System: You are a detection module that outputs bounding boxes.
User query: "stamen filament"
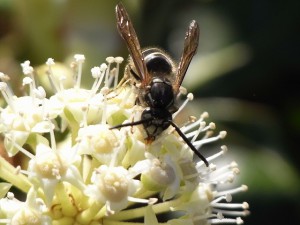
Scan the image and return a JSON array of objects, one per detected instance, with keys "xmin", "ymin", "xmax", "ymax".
[
  {"xmin": 114, "ymin": 57, "xmax": 124, "ymax": 88},
  {"xmin": 216, "ymin": 185, "xmax": 248, "ymax": 197},
  {"xmin": 5, "ymin": 135, "xmax": 35, "ymax": 159},
  {"xmin": 105, "ymin": 57, "xmax": 114, "ymax": 87},
  {"xmin": 0, "ymin": 156, "xmax": 31, "ymax": 192},
  {"xmin": 181, "ymin": 112, "xmax": 208, "ymax": 133},
  {"xmin": 211, "ymin": 202, "xmax": 249, "ymax": 210},
  {"xmin": 0, "ymin": 82, "xmax": 15, "ymax": 111},
  {"xmin": 194, "ymin": 131, "xmax": 226, "ymax": 148},
  {"xmin": 109, "ymin": 197, "xmax": 182, "ymax": 221},
  {"xmin": 74, "ymin": 54, "xmax": 85, "ymax": 89},
  {"xmin": 46, "ymin": 58, "xmax": 60, "ymax": 92},
  {"xmin": 172, "ymin": 93, "xmax": 193, "ymax": 119},
  {"xmin": 209, "ymin": 217, "xmax": 244, "ymax": 224}
]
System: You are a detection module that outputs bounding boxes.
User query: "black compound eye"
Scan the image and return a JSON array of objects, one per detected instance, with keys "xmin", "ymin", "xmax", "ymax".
[{"xmin": 145, "ymin": 53, "xmax": 172, "ymax": 74}]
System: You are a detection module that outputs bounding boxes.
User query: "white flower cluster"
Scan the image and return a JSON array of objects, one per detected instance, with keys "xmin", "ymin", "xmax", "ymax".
[{"xmin": 0, "ymin": 55, "xmax": 249, "ymax": 225}]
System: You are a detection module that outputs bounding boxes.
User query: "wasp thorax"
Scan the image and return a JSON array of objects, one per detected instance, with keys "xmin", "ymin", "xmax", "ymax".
[{"xmin": 145, "ymin": 78, "xmax": 174, "ymax": 109}]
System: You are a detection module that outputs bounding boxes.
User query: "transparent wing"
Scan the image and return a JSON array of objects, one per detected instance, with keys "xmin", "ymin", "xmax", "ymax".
[
  {"xmin": 173, "ymin": 20, "xmax": 200, "ymax": 94},
  {"xmin": 116, "ymin": 3, "xmax": 150, "ymax": 86}
]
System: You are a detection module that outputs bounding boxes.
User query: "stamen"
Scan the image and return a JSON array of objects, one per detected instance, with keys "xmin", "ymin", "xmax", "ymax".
[
  {"xmin": 219, "ymin": 131, "xmax": 227, "ymax": 139},
  {"xmin": 107, "ymin": 68, "xmax": 116, "ymax": 87},
  {"xmin": 46, "ymin": 58, "xmax": 60, "ymax": 92},
  {"xmin": 59, "ymin": 76, "xmax": 66, "ymax": 92},
  {"xmin": 114, "ymin": 56, "xmax": 124, "ymax": 88},
  {"xmin": 46, "ymin": 116, "xmax": 56, "ymax": 151},
  {"xmin": 216, "ymin": 185, "xmax": 248, "ymax": 197},
  {"xmin": 81, "ymin": 105, "xmax": 89, "ymax": 128},
  {"xmin": 7, "ymin": 192, "xmax": 14, "ymax": 200},
  {"xmin": 173, "ymin": 92, "xmax": 194, "ymax": 119},
  {"xmin": 0, "ymin": 72, "xmax": 10, "ymax": 82},
  {"xmin": 52, "ymin": 167, "xmax": 62, "ymax": 180},
  {"xmin": 181, "ymin": 112, "xmax": 209, "ymax": 133},
  {"xmin": 15, "ymin": 165, "xmax": 32, "ymax": 176},
  {"xmin": 100, "ymin": 87, "xmax": 110, "ymax": 124},
  {"xmin": 0, "ymin": 82, "xmax": 15, "ymax": 111},
  {"xmin": 5, "ymin": 134, "xmax": 35, "ymax": 159},
  {"xmin": 184, "ymin": 121, "xmax": 205, "ymax": 139},
  {"xmin": 211, "ymin": 170, "xmax": 237, "ymax": 184},
  {"xmin": 127, "ymin": 196, "xmax": 158, "ymax": 205},
  {"xmin": 0, "ymin": 73, "xmax": 14, "ymax": 100},
  {"xmin": 106, "ymin": 201, "xmax": 115, "ymax": 216},
  {"xmin": 74, "ymin": 54, "xmax": 85, "ymax": 89},
  {"xmin": 91, "ymin": 66, "xmax": 101, "ymax": 79},
  {"xmin": 190, "ymin": 121, "xmax": 206, "ymax": 142},
  {"xmin": 212, "ymin": 208, "xmax": 250, "ymax": 217},
  {"xmin": 46, "ymin": 58, "xmax": 55, "ymax": 66},
  {"xmin": 196, "ymin": 146, "xmax": 227, "ymax": 170},
  {"xmin": 176, "ymin": 86, "xmax": 187, "ymax": 99},
  {"xmin": 33, "ymin": 86, "xmax": 47, "ymax": 118},
  {"xmin": 34, "ymin": 86, "xmax": 46, "ymax": 100},
  {"xmin": 211, "ymin": 201, "xmax": 249, "ymax": 210},
  {"xmin": 212, "ymin": 162, "xmax": 238, "ymax": 177},
  {"xmin": 226, "ymin": 194, "xmax": 233, "ymax": 202},
  {"xmin": 186, "ymin": 122, "xmax": 216, "ymax": 141},
  {"xmin": 209, "ymin": 217, "xmax": 244, "ymax": 224},
  {"xmin": 211, "ymin": 195, "xmax": 229, "ymax": 204},
  {"xmin": 105, "ymin": 56, "xmax": 114, "ymax": 87},
  {"xmin": 193, "ymin": 131, "xmax": 227, "ymax": 149},
  {"xmin": 91, "ymin": 64, "xmax": 107, "ymax": 95},
  {"xmin": 21, "ymin": 60, "xmax": 36, "ymax": 92},
  {"xmin": 18, "ymin": 111, "xmax": 31, "ymax": 131},
  {"xmin": 22, "ymin": 77, "xmax": 34, "ymax": 98}
]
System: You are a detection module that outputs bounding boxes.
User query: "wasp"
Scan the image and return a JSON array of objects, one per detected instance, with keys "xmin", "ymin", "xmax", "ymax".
[{"xmin": 111, "ymin": 3, "xmax": 209, "ymax": 166}]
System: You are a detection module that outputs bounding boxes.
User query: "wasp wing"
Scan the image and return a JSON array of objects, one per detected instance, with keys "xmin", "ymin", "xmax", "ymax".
[
  {"xmin": 173, "ymin": 20, "xmax": 200, "ymax": 94},
  {"xmin": 116, "ymin": 3, "xmax": 150, "ymax": 86}
]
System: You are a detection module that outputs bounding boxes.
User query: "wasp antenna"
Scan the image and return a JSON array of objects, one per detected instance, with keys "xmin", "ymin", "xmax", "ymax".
[{"xmin": 168, "ymin": 120, "xmax": 209, "ymax": 167}]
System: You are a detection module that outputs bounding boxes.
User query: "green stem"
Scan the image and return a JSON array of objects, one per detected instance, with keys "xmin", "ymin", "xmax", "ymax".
[
  {"xmin": 104, "ymin": 221, "xmax": 144, "ymax": 225},
  {"xmin": 103, "ymin": 220, "xmax": 168, "ymax": 225},
  {"xmin": 93, "ymin": 205, "xmax": 106, "ymax": 221},
  {"xmin": 0, "ymin": 156, "xmax": 31, "ymax": 192},
  {"xmin": 108, "ymin": 197, "xmax": 182, "ymax": 221},
  {"xmin": 76, "ymin": 200, "xmax": 103, "ymax": 224},
  {"xmin": 55, "ymin": 182, "xmax": 77, "ymax": 217},
  {"xmin": 70, "ymin": 123, "xmax": 79, "ymax": 145},
  {"xmin": 134, "ymin": 187, "xmax": 157, "ymax": 200}
]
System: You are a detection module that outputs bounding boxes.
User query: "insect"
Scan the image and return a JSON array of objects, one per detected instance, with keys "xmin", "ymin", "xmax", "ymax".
[{"xmin": 111, "ymin": 3, "xmax": 209, "ymax": 166}]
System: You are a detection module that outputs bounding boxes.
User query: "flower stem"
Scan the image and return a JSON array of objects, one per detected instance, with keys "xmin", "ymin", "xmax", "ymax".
[
  {"xmin": 0, "ymin": 156, "xmax": 31, "ymax": 193},
  {"xmin": 103, "ymin": 220, "xmax": 168, "ymax": 225},
  {"xmin": 55, "ymin": 182, "xmax": 77, "ymax": 217},
  {"xmin": 108, "ymin": 197, "xmax": 183, "ymax": 221},
  {"xmin": 76, "ymin": 200, "xmax": 103, "ymax": 224}
]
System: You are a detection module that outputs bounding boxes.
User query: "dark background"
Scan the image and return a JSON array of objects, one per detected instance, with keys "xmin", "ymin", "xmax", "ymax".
[{"xmin": 0, "ymin": 0, "xmax": 299, "ymax": 224}]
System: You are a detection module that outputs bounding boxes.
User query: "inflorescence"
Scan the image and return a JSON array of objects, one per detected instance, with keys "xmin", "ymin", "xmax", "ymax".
[{"xmin": 0, "ymin": 55, "xmax": 249, "ymax": 225}]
